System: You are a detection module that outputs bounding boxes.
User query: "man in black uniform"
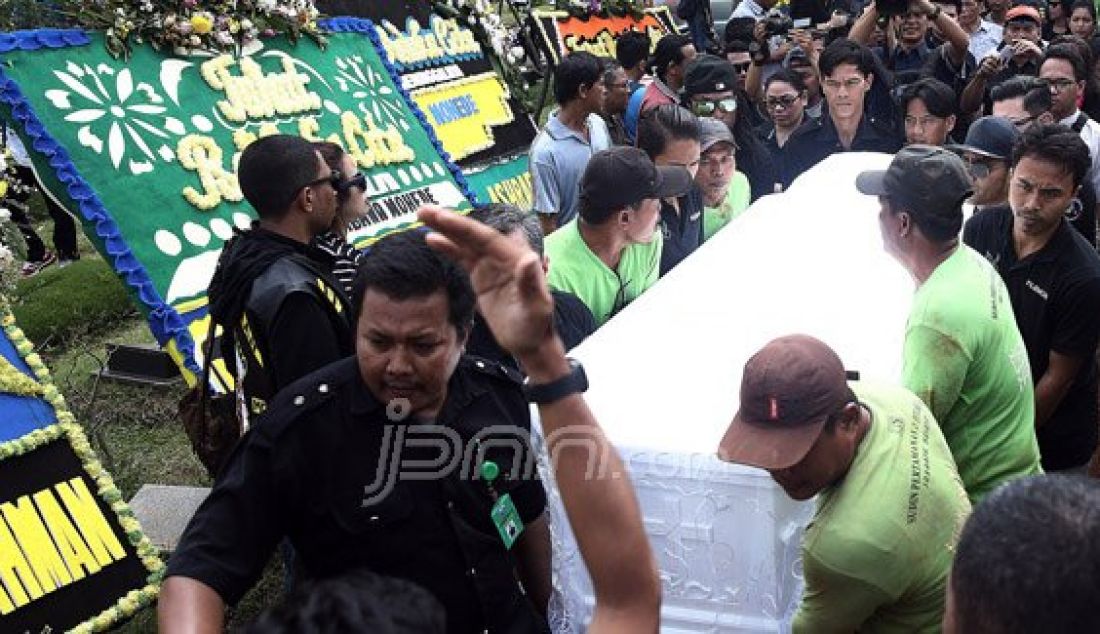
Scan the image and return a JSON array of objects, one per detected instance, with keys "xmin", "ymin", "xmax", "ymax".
[
  {"xmin": 963, "ymin": 124, "xmax": 1100, "ymax": 472},
  {"xmin": 782, "ymin": 39, "xmax": 903, "ymax": 187},
  {"xmin": 206, "ymin": 134, "xmax": 353, "ymax": 427},
  {"xmin": 161, "ymin": 230, "xmax": 552, "ymax": 633}
]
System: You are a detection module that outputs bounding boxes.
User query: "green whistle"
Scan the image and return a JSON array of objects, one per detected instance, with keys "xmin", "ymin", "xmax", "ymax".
[{"xmin": 480, "ymin": 460, "xmax": 500, "ymax": 483}]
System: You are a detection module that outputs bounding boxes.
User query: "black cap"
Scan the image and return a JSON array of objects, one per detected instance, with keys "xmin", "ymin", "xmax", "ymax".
[
  {"xmin": 855, "ymin": 145, "xmax": 973, "ymax": 228},
  {"xmin": 948, "ymin": 116, "xmax": 1019, "ymax": 160},
  {"xmin": 684, "ymin": 55, "xmax": 738, "ymax": 98},
  {"xmin": 579, "ymin": 147, "xmax": 692, "ymax": 214}
]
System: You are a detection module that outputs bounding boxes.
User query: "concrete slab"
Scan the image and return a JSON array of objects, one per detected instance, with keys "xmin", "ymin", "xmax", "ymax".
[{"xmin": 128, "ymin": 484, "xmax": 210, "ymax": 553}]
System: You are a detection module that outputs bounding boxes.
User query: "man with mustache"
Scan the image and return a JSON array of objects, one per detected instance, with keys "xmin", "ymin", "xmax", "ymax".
[{"xmin": 963, "ymin": 124, "xmax": 1100, "ymax": 474}]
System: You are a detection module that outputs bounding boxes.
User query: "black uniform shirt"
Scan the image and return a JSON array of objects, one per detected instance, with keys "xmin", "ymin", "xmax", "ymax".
[
  {"xmin": 964, "ymin": 207, "xmax": 1100, "ymax": 469},
  {"xmin": 780, "ymin": 113, "xmax": 903, "ymax": 188},
  {"xmin": 166, "ymin": 356, "xmax": 549, "ymax": 633},
  {"xmin": 659, "ymin": 185, "xmax": 706, "ymax": 276}
]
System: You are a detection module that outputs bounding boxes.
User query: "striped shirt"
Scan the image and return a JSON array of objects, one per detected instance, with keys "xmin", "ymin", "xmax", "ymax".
[{"xmin": 313, "ymin": 232, "xmax": 363, "ymax": 297}]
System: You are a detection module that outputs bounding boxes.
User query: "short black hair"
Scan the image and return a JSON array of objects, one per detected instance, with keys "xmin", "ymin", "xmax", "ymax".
[
  {"xmin": 351, "ymin": 230, "xmax": 476, "ymax": 335},
  {"xmin": 1011, "ymin": 123, "xmax": 1093, "ymax": 189},
  {"xmin": 467, "ymin": 204, "xmax": 544, "ymax": 256},
  {"xmin": 1042, "ymin": 42, "xmax": 1088, "ymax": 81},
  {"xmin": 951, "ymin": 475, "xmax": 1100, "ymax": 634},
  {"xmin": 818, "ymin": 38, "xmax": 877, "ymax": 78},
  {"xmin": 616, "ymin": 30, "xmax": 650, "ymax": 70},
  {"xmin": 599, "ymin": 56, "xmax": 623, "ymax": 84},
  {"xmin": 886, "ymin": 195, "xmax": 962, "ymax": 242},
  {"xmin": 651, "ymin": 33, "xmax": 693, "ymax": 81},
  {"xmin": 553, "ymin": 51, "xmax": 603, "ymax": 105},
  {"xmin": 990, "ymin": 75, "xmax": 1052, "ymax": 116},
  {"xmin": 637, "ymin": 104, "xmax": 701, "ymax": 161},
  {"xmin": 899, "ymin": 78, "xmax": 958, "ymax": 118},
  {"xmin": 238, "ymin": 135, "xmax": 321, "ymax": 220},
  {"xmin": 765, "ymin": 68, "xmax": 807, "ymax": 93},
  {"xmin": 724, "ymin": 17, "xmax": 756, "ymax": 47},
  {"xmin": 1071, "ymin": 0, "xmax": 1097, "ymax": 20},
  {"xmin": 242, "ymin": 569, "xmax": 445, "ymax": 634}
]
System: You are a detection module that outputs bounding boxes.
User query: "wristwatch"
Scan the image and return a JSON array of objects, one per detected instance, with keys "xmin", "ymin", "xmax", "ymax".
[{"xmin": 523, "ymin": 358, "xmax": 588, "ymax": 404}]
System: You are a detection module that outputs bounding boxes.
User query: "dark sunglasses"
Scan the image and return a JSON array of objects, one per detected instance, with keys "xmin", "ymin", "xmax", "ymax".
[
  {"xmin": 692, "ymin": 97, "xmax": 738, "ymax": 116},
  {"xmin": 732, "ymin": 61, "xmax": 751, "ymax": 73},
  {"xmin": 294, "ymin": 169, "xmax": 343, "ymax": 202},
  {"xmin": 765, "ymin": 94, "xmax": 801, "ymax": 110},
  {"xmin": 338, "ymin": 171, "xmax": 367, "ymax": 194},
  {"xmin": 965, "ymin": 158, "xmax": 1001, "ymax": 179}
]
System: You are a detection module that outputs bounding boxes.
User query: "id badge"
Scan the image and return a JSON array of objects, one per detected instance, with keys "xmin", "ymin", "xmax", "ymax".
[{"xmin": 490, "ymin": 493, "xmax": 524, "ymax": 549}]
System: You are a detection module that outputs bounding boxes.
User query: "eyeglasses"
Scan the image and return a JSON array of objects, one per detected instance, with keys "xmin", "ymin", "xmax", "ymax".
[
  {"xmin": 765, "ymin": 94, "xmax": 801, "ymax": 110},
  {"xmin": 731, "ymin": 61, "xmax": 751, "ymax": 73},
  {"xmin": 338, "ymin": 171, "xmax": 367, "ymax": 194},
  {"xmin": 692, "ymin": 97, "xmax": 738, "ymax": 116},
  {"xmin": 904, "ymin": 115, "xmax": 945, "ymax": 129},
  {"xmin": 293, "ymin": 169, "xmax": 342, "ymax": 202},
  {"xmin": 823, "ymin": 76, "xmax": 865, "ymax": 91},
  {"xmin": 1047, "ymin": 78, "xmax": 1078, "ymax": 93}
]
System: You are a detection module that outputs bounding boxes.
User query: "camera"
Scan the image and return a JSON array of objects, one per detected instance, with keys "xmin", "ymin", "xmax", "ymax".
[
  {"xmin": 877, "ymin": 0, "xmax": 911, "ymax": 17},
  {"xmin": 762, "ymin": 9, "xmax": 794, "ymax": 37}
]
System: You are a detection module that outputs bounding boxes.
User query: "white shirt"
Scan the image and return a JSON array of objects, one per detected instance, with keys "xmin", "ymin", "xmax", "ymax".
[
  {"xmin": 1060, "ymin": 110, "xmax": 1100, "ymax": 206},
  {"xmin": 968, "ymin": 20, "xmax": 1004, "ymax": 61},
  {"xmin": 732, "ymin": 0, "xmax": 765, "ymax": 20}
]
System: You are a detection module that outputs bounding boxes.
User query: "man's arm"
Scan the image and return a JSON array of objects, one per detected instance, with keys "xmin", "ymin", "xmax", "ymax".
[
  {"xmin": 514, "ymin": 513, "xmax": 553, "ymax": 618},
  {"xmin": 919, "ymin": 0, "xmax": 970, "ymax": 65},
  {"xmin": 793, "ymin": 551, "xmax": 896, "ymax": 634},
  {"xmin": 531, "ymin": 157, "xmax": 561, "ymax": 236},
  {"xmin": 848, "ymin": 1, "xmax": 879, "ymax": 46},
  {"xmin": 902, "ymin": 324, "xmax": 972, "ymax": 425},
  {"xmin": 158, "ymin": 577, "xmax": 226, "ymax": 634},
  {"xmin": 1034, "ymin": 351, "xmax": 1086, "ymax": 429},
  {"xmin": 268, "ymin": 292, "xmax": 346, "ymax": 390},
  {"xmin": 959, "ymin": 55, "xmax": 1001, "ymax": 114},
  {"xmin": 418, "ymin": 206, "xmax": 661, "ymax": 633}
]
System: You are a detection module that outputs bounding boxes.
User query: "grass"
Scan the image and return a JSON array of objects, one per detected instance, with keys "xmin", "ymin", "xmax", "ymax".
[{"xmin": 8, "ymin": 199, "xmax": 284, "ymax": 631}]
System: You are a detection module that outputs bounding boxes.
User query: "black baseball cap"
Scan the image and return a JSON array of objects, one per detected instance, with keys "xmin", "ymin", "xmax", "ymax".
[
  {"xmin": 948, "ymin": 115, "xmax": 1019, "ymax": 160},
  {"xmin": 579, "ymin": 147, "xmax": 692, "ymax": 214},
  {"xmin": 855, "ymin": 145, "xmax": 973, "ymax": 231},
  {"xmin": 718, "ymin": 335, "xmax": 853, "ymax": 470},
  {"xmin": 684, "ymin": 54, "xmax": 738, "ymax": 98}
]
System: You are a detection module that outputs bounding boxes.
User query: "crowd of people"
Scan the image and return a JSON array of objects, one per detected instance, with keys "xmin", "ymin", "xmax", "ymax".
[{"xmin": 154, "ymin": 0, "xmax": 1100, "ymax": 630}]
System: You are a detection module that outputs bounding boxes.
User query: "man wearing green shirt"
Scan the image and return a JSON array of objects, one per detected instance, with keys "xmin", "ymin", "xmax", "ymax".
[
  {"xmin": 718, "ymin": 334, "xmax": 972, "ymax": 633},
  {"xmin": 545, "ymin": 146, "xmax": 690, "ymax": 326},
  {"xmin": 696, "ymin": 118, "xmax": 752, "ymax": 241},
  {"xmin": 857, "ymin": 145, "xmax": 1042, "ymax": 504}
]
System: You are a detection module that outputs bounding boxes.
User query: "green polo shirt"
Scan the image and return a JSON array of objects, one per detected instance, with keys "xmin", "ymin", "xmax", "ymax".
[
  {"xmin": 795, "ymin": 381, "xmax": 971, "ymax": 634},
  {"xmin": 902, "ymin": 246, "xmax": 1042, "ymax": 504},
  {"xmin": 545, "ymin": 219, "xmax": 662, "ymax": 326},
  {"xmin": 702, "ymin": 171, "xmax": 752, "ymax": 241}
]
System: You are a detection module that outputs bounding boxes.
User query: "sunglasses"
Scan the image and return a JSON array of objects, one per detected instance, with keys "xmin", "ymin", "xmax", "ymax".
[
  {"xmin": 731, "ymin": 61, "xmax": 751, "ymax": 73},
  {"xmin": 692, "ymin": 97, "xmax": 738, "ymax": 116},
  {"xmin": 965, "ymin": 158, "xmax": 1001, "ymax": 179},
  {"xmin": 765, "ymin": 94, "xmax": 801, "ymax": 110},
  {"xmin": 338, "ymin": 171, "xmax": 367, "ymax": 194},
  {"xmin": 294, "ymin": 169, "xmax": 343, "ymax": 202}
]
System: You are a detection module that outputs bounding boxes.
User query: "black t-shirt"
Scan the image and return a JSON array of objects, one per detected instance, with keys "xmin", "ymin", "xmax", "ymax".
[
  {"xmin": 781, "ymin": 114, "xmax": 903, "ymax": 188},
  {"xmin": 963, "ymin": 207, "xmax": 1100, "ymax": 469},
  {"xmin": 658, "ymin": 185, "xmax": 706, "ymax": 276},
  {"xmin": 166, "ymin": 356, "xmax": 549, "ymax": 633},
  {"xmin": 467, "ymin": 290, "xmax": 597, "ymax": 369}
]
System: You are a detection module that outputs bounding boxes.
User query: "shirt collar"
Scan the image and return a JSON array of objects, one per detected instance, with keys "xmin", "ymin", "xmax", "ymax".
[
  {"xmin": 546, "ymin": 112, "xmax": 591, "ymax": 142},
  {"xmin": 348, "ymin": 356, "xmax": 489, "ymax": 421},
  {"xmin": 653, "ymin": 78, "xmax": 679, "ymax": 101},
  {"xmin": 1059, "ymin": 110, "xmax": 1083, "ymax": 127}
]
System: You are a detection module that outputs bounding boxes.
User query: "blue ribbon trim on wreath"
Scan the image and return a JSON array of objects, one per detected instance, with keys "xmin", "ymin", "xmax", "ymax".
[
  {"xmin": 321, "ymin": 17, "xmax": 481, "ymax": 206},
  {"xmin": 0, "ymin": 28, "xmax": 200, "ymax": 373}
]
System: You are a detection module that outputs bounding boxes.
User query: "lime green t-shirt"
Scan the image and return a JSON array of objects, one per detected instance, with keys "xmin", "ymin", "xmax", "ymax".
[
  {"xmin": 702, "ymin": 171, "xmax": 752, "ymax": 241},
  {"xmin": 795, "ymin": 381, "xmax": 972, "ymax": 634},
  {"xmin": 902, "ymin": 246, "xmax": 1042, "ymax": 504},
  {"xmin": 544, "ymin": 219, "xmax": 663, "ymax": 326}
]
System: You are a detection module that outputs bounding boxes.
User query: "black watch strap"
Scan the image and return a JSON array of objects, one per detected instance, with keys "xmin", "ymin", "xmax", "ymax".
[{"xmin": 523, "ymin": 359, "xmax": 588, "ymax": 404}]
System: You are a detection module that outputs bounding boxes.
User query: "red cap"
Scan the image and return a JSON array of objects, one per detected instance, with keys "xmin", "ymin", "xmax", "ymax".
[
  {"xmin": 1005, "ymin": 6, "xmax": 1041, "ymax": 24},
  {"xmin": 717, "ymin": 335, "xmax": 852, "ymax": 470}
]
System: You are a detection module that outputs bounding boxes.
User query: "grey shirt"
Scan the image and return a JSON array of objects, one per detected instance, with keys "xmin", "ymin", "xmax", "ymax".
[{"xmin": 530, "ymin": 112, "xmax": 611, "ymax": 227}]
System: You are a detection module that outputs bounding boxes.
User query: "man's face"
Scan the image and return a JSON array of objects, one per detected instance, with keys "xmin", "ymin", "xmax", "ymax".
[
  {"xmin": 963, "ymin": 151, "xmax": 1010, "ymax": 206},
  {"xmin": 623, "ymin": 197, "xmax": 662, "ymax": 244},
  {"xmin": 765, "ymin": 79, "xmax": 807, "ymax": 129},
  {"xmin": 691, "ymin": 89, "xmax": 738, "ymax": 128},
  {"xmin": 822, "ymin": 63, "xmax": 871, "ymax": 120},
  {"xmin": 991, "ymin": 96, "xmax": 1043, "ymax": 130},
  {"xmin": 1070, "ymin": 6, "xmax": 1096, "ymax": 38},
  {"xmin": 670, "ymin": 44, "xmax": 698, "ymax": 84},
  {"xmin": 898, "ymin": 10, "xmax": 930, "ymax": 46},
  {"xmin": 307, "ymin": 152, "xmax": 339, "ymax": 235},
  {"xmin": 336, "ymin": 154, "xmax": 367, "ymax": 231},
  {"xmin": 726, "ymin": 50, "xmax": 752, "ymax": 91},
  {"xmin": 904, "ymin": 98, "xmax": 955, "ymax": 146},
  {"xmin": 1005, "ymin": 19, "xmax": 1041, "ymax": 45},
  {"xmin": 791, "ymin": 63, "xmax": 821, "ymax": 100},
  {"xmin": 603, "ymin": 67, "xmax": 631, "ymax": 115},
  {"xmin": 654, "ymin": 138, "xmax": 702, "ymax": 179},
  {"xmin": 960, "ymin": 0, "xmax": 981, "ymax": 26},
  {"xmin": 766, "ymin": 415, "xmax": 854, "ymax": 501},
  {"xmin": 986, "ymin": 0, "xmax": 1007, "ymax": 12},
  {"xmin": 356, "ymin": 289, "xmax": 465, "ymax": 421},
  {"xmin": 582, "ymin": 77, "xmax": 608, "ymax": 115},
  {"xmin": 1039, "ymin": 58, "xmax": 1083, "ymax": 119},
  {"xmin": 1009, "ymin": 155, "xmax": 1078, "ymax": 237},
  {"xmin": 696, "ymin": 143, "xmax": 737, "ymax": 207}
]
